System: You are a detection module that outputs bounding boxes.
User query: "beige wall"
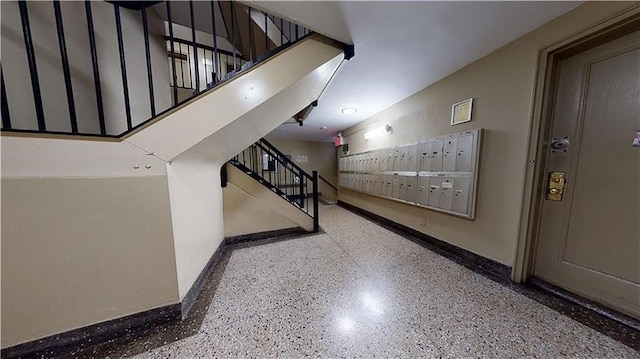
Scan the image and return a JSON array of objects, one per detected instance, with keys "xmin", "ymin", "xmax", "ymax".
[
  {"xmin": 1, "ymin": 176, "xmax": 178, "ymax": 348},
  {"xmin": 0, "ymin": 1, "xmax": 170, "ymax": 135},
  {"xmin": 165, "ymin": 154, "xmax": 225, "ymax": 300},
  {"xmin": 265, "ymin": 137, "xmax": 338, "ymax": 201},
  {"xmin": 339, "ymin": 2, "xmax": 636, "ymax": 266},
  {"xmin": 0, "ymin": 136, "xmax": 180, "ymax": 349},
  {"xmin": 223, "ymin": 181, "xmax": 298, "ymax": 237}
]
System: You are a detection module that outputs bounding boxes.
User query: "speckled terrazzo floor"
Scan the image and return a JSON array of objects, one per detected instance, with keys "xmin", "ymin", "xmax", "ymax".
[{"xmin": 111, "ymin": 205, "xmax": 637, "ymax": 358}]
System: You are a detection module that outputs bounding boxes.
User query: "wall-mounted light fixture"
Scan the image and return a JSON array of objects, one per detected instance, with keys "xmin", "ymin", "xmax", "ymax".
[{"xmin": 364, "ymin": 124, "xmax": 392, "ymax": 140}]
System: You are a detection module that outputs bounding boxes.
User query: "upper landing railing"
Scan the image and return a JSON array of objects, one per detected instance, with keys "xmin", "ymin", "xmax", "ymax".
[{"xmin": 0, "ymin": 0, "xmax": 313, "ymax": 138}]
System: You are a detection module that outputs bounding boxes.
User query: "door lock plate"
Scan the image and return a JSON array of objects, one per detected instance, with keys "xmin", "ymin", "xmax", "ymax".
[{"xmin": 546, "ymin": 172, "xmax": 566, "ymax": 201}]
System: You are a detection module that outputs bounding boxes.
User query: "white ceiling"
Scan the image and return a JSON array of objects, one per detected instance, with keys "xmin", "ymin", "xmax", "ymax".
[{"xmin": 246, "ymin": 1, "xmax": 580, "ymax": 142}]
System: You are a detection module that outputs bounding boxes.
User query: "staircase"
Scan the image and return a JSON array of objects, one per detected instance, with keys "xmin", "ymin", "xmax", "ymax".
[{"xmin": 228, "ymin": 138, "xmax": 319, "ymax": 232}]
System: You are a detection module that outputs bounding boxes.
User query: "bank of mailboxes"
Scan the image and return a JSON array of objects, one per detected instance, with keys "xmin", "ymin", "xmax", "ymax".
[{"xmin": 338, "ymin": 129, "xmax": 482, "ymax": 219}]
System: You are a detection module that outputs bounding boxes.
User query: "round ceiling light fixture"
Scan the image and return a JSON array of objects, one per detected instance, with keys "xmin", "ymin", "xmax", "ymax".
[
  {"xmin": 340, "ymin": 105, "xmax": 358, "ymax": 115},
  {"xmin": 320, "ymin": 126, "xmax": 328, "ymax": 130}
]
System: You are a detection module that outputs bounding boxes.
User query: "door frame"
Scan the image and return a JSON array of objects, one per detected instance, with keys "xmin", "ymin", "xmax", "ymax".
[{"xmin": 512, "ymin": 5, "xmax": 640, "ymax": 283}]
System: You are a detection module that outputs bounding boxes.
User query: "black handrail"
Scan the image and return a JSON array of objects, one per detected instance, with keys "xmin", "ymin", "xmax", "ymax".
[
  {"xmin": 229, "ymin": 138, "xmax": 319, "ymax": 232},
  {"xmin": 319, "ymin": 175, "xmax": 338, "ymax": 192},
  {"xmin": 2, "ymin": 0, "xmax": 314, "ymax": 137}
]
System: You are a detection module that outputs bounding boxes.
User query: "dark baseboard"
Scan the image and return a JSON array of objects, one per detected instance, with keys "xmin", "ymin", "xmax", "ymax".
[
  {"xmin": 1, "ymin": 227, "xmax": 313, "ymax": 359},
  {"xmin": 337, "ymin": 200, "xmax": 511, "ymax": 282},
  {"xmin": 528, "ymin": 277, "xmax": 640, "ymax": 332},
  {"xmin": 0, "ymin": 303, "xmax": 181, "ymax": 359},
  {"xmin": 225, "ymin": 227, "xmax": 309, "ymax": 246},
  {"xmin": 180, "ymin": 238, "xmax": 229, "ymax": 318},
  {"xmin": 337, "ymin": 200, "xmax": 640, "ymax": 351}
]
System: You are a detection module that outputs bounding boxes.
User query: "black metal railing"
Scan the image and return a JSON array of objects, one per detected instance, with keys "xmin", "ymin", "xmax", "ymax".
[
  {"xmin": 1, "ymin": 0, "xmax": 312, "ymax": 137},
  {"xmin": 164, "ymin": 37, "xmax": 248, "ymax": 91},
  {"xmin": 229, "ymin": 138, "xmax": 319, "ymax": 232}
]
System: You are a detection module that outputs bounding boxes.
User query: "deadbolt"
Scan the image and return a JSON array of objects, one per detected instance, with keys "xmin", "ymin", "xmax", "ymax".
[
  {"xmin": 551, "ymin": 137, "xmax": 570, "ymax": 153},
  {"xmin": 546, "ymin": 172, "xmax": 566, "ymax": 201}
]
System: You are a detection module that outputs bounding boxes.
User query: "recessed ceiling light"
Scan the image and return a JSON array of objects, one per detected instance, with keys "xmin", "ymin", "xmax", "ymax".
[
  {"xmin": 341, "ymin": 105, "xmax": 358, "ymax": 115},
  {"xmin": 320, "ymin": 126, "xmax": 328, "ymax": 130}
]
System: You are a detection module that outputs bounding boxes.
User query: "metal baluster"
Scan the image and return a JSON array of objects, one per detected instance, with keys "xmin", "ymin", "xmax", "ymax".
[
  {"xmin": 225, "ymin": 54, "xmax": 229, "ymax": 77},
  {"xmin": 114, "ymin": 4, "xmax": 132, "ymax": 130},
  {"xmin": 299, "ymin": 170, "xmax": 304, "ymax": 208},
  {"xmin": 248, "ymin": 6, "xmax": 253, "ymax": 62},
  {"xmin": 166, "ymin": 1, "xmax": 178, "ymax": 104},
  {"xmin": 280, "ymin": 18, "xmax": 283, "ymax": 46},
  {"xmin": 253, "ymin": 147, "xmax": 257, "ymax": 172},
  {"xmin": 307, "ymin": 175, "xmax": 311, "ymax": 213},
  {"xmin": 186, "ymin": 45, "xmax": 192, "ymax": 89},
  {"xmin": 231, "ymin": 1, "xmax": 237, "ymax": 71},
  {"xmin": 295, "ymin": 24, "xmax": 299, "ymax": 41},
  {"xmin": 53, "ymin": 1, "xmax": 77, "ymax": 133},
  {"xmin": 178, "ymin": 45, "xmax": 184, "ymax": 87},
  {"xmin": 312, "ymin": 171, "xmax": 319, "ymax": 231},
  {"xmin": 259, "ymin": 147, "xmax": 263, "ymax": 175},
  {"xmin": 264, "ymin": 12, "xmax": 268, "ymax": 52},
  {"xmin": 251, "ymin": 145, "xmax": 256, "ymax": 172},
  {"xmin": 289, "ymin": 168, "xmax": 293, "ymax": 199},
  {"xmin": 189, "ymin": 0, "xmax": 199, "ymax": 92},
  {"xmin": 209, "ymin": 50, "xmax": 214, "ymax": 85},
  {"xmin": 303, "ymin": 175, "xmax": 307, "ymax": 210},
  {"xmin": 268, "ymin": 153, "xmax": 272, "ymax": 184},
  {"xmin": 290, "ymin": 167, "xmax": 294, "ymax": 200},
  {"xmin": 277, "ymin": 159, "xmax": 281, "ymax": 191},
  {"xmin": 1, "ymin": 66, "xmax": 11, "ymax": 129},
  {"xmin": 253, "ymin": 146, "xmax": 257, "ymax": 171},
  {"xmin": 203, "ymin": 49, "xmax": 209, "ymax": 85},
  {"xmin": 287, "ymin": 168, "xmax": 290, "ymax": 197},
  {"xmin": 84, "ymin": 1, "xmax": 105, "ymax": 135},
  {"xmin": 141, "ymin": 8, "xmax": 155, "ymax": 117},
  {"xmin": 18, "ymin": 1, "xmax": 45, "ymax": 131},
  {"xmin": 210, "ymin": 1, "xmax": 219, "ymax": 84}
]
